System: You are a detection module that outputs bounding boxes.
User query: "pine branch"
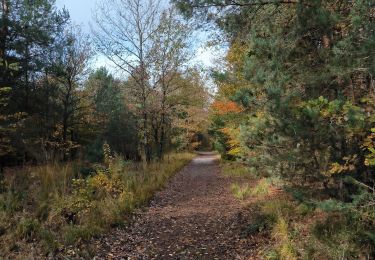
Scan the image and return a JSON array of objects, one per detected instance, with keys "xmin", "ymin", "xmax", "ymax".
[{"xmin": 190, "ymin": 0, "xmax": 304, "ymax": 9}]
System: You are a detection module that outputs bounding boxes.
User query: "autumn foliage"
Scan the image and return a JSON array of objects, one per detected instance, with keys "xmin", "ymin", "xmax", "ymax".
[{"xmin": 212, "ymin": 101, "xmax": 242, "ymax": 115}]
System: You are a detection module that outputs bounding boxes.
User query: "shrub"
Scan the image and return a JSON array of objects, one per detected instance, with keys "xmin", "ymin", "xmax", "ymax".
[
  {"xmin": 50, "ymin": 192, "xmax": 94, "ymax": 225},
  {"xmin": 87, "ymin": 171, "xmax": 125, "ymax": 198}
]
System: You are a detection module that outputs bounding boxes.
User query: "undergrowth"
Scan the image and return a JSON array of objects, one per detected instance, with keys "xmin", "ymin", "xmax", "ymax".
[
  {"xmin": 222, "ymin": 161, "xmax": 375, "ymax": 259},
  {"xmin": 221, "ymin": 161, "xmax": 257, "ymax": 179},
  {"xmin": 0, "ymin": 150, "xmax": 194, "ymax": 257}
]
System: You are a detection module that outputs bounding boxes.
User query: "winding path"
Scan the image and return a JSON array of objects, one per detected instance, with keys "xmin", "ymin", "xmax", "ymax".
[{"xmin": 95, "ymin": 152, "xmax": 258, "ymax": 259}]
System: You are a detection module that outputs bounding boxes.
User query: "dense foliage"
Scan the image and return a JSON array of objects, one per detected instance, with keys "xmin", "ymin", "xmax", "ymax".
[
  {"xmin": 175, "ymin": 0, "xmax": 375, "ymax": 258},
  {"xmin": 0, "ymin": 0, "xmax": 208, "ymax": 167}
]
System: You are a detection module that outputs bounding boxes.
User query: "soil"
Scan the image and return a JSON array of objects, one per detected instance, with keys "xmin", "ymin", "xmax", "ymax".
[{"xmin": 94, "ymin": 152, "xmax": 265, "ymax": 259}]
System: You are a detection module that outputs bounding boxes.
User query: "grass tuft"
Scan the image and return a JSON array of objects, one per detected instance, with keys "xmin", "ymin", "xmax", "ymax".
[
  {"xmin": 62, "ymin": 225, "xmax": 103, "ymax": 245},
  {"xmin": 16, "ymin": 217, "xmax": 41, "ymax": 241},
  {"xmin": 231, "ymin": 183, "xmax": 251, "ymax": 200},
  {"xmin": 251, "ymin": 178, "xmax": 271, "ymax": 198}
]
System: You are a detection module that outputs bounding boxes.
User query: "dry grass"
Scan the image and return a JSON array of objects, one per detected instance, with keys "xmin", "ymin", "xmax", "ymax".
[
  {"xmin": 0, "ymin": 152, "xmax": 194, "ymax": 258},
  {"xmin": 231, "ymin": 183, "xmax": 252, "ymax": 200},
  {"xmin": 251, "ymin": 178, "xmax": 272, "ymax": 198}
]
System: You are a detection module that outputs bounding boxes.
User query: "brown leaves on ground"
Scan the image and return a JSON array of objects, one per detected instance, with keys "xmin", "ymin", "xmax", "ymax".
[{"xmin": 93, "ymin": 152, "xmax": 267, "ymax": 259}]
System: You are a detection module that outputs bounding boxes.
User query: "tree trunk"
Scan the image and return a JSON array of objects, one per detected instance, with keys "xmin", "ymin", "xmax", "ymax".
[
  {"xmin": 158, "ymin": 112, "xmax": 165, "ymax": 161},
  {"xmin": 158, "ymin": 89, "xmax": 167, "ymax": 161},
  {"xmin": 140, "ymin": 104, "xmax": 148, "ymax": 169},
  {"xmin": 0, "ymin": 0, "xmax": 8, "ymax": 65}
]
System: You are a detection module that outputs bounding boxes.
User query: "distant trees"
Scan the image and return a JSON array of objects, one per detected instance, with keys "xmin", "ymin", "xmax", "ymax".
[
  {"xmin": 0, "ymin": 0, "xmax": 210, "ymax": 167},
  {"xmin": 93, "ymin": 0, "xmax": 204, "ymax": 162},
  {"xmin": 84, "ymin": 68, "xmax": 138, "ymax": 161}
]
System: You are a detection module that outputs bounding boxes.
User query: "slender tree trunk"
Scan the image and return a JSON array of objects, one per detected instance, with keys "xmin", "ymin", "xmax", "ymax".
[
  {"xmin": 159, "ymin": 112, "xmax": 165, "ymax": 160},
  {"xmin": 24, "ymin": 42, "xmax": 30, "ymax": 111},
  {"xmin": 0, "ymin": 0, "xmax": 8, "ymax": 67},
  {"xmin": 139, "ymin": 26, "xmax": 148, "ymax": 167},
  {"xmin": 158, "ymin": 88, "xmax": 167, "ymax": 160},
  {"xmin": 152, "ymin": 117, "xmax": 159, "ymax": 156},
  {"xmin": 62, "ymin": 77, "xmax": 73, "ymax": 143},
  {"xmin": 62, "ymin": 98, "xmax": 69, "ymax": 142},
  {"xmin": 62, "ymin": 80, "xmax": 72, "ymax": 161},
  {"xmin": 140, "ymin": 83, "xmax": 148, "ymax": 169}
]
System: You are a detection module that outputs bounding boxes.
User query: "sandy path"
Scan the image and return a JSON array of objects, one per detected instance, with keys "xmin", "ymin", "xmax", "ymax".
[{"xmin": 95, "ymin": 152, "xmax": 258, "ymax": 259}]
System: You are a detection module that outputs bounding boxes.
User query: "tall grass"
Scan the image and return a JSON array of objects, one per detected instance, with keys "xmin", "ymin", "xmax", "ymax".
[
  {"xmin": 33, "ymin": 161, "xmax": 80, "ymax": 200},
  {"xmin": 0, "ymin": 152, "xmax": 194, "ymax": 257}
]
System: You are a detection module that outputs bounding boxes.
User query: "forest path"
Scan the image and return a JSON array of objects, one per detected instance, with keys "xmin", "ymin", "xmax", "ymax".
[{"xmin": 95, "ymin": 152, "xmax": 259, "ymax": 259}]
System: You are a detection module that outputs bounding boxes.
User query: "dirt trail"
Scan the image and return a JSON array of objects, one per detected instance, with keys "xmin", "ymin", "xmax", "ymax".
[{"xmin": 95, "ymin": 152, "xmax": 259, "ymax": 259}]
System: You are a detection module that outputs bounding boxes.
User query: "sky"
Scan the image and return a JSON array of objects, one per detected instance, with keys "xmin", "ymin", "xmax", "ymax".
[
  {"xmin": 55, "ymin": 0, "xmax": 223, "ymax": 74},
  {"xmin": 55, "ymin": 0, "xmax": 96, "ymax": 32}
]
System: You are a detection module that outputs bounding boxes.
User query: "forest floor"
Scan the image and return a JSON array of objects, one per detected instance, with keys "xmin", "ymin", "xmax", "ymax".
[{"xmin": 93, "ymin": 152, "xmax": 268, "ymax": 259}]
